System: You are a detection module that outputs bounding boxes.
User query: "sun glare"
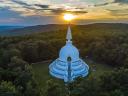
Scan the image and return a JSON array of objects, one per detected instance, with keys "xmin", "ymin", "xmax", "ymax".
[{"xmin": 64, "ymin": 13, "xmax": 75, "ymax": 21}]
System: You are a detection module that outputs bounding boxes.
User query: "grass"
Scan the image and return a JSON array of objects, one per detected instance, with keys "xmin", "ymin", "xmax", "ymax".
[
  {"xmin": 85, "ymin": 59, "xmax": 113, "ymax": 77},
  {"xmin": 32, "ymin": 60, "xmax": 52, "ymax": 88},
  {"xmin": 32, "ymin": 59, "xmax": 113, "ymax": 89}
]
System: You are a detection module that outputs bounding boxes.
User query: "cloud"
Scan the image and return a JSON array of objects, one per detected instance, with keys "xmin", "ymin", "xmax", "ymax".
[
  {"xmin": 70, "ymin": 10, "xmax": 87, "ymax": 14},
  {"xmin": 0, "ymin": 0, "xmax": 87, "ymax": 16},
  {"xmin": 93, "ymin": 0, "xmax": 117, "ymax": 7},
  {"xmin": 12, "ymin": 0, "xmax": 50, "ymax": 9},
  {"xmin": 93, "ymin": 0, "xmax": 128, "ymax": 7},
  {"xmin": 11, "ymin": 0, "xmax": 30, "ymax": 6},
  {"xmin": 49, "ymin": 8, "xmax": 87, "ymax": 15},
  {"xmin": 0, "ymin": 18, "xmax": 21, "ymax": 23},
  {"xmin": 114, "ymin": 0, "xmax": 128, "ymax": 4},
  {"xmin": 94, "ymin": 2, "xmax": 111, "ymax": 7},
  {"xmin": 108, "ymin": 9, "xmax": 128, "ymax": 16},
  {"xmin": 35, "ymin": 4, "xmax": 50, "ymax": 8}
]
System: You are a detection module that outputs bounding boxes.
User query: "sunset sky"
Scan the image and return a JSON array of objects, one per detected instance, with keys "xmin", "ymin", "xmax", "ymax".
[{"xmin": 0, "ymin": 0, "xmax": 128, "ymax": 26}]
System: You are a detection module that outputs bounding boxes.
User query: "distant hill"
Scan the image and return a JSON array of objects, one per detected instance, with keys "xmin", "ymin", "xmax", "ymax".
[
  {"xmin": 0, "ymin": 25, "xmax": 68, "ymax": 36},
  {"xmin": 0, "ymin": 23, "xmax": 128, "ymax": 36},
  {"xmin": 0, "ymin": 26, "xmax": 24, "ymax": 31}
]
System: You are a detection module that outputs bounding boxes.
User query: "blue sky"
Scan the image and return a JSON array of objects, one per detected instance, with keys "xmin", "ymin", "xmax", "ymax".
[{"xmin": 0, "ymin": 0, "xmax": 128, "ymax": 26}]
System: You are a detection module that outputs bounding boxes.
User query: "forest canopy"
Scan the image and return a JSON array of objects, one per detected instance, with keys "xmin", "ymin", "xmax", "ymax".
[{"xmin": 0, "ymin": 23, "xmax": 128, "ymax": 96}]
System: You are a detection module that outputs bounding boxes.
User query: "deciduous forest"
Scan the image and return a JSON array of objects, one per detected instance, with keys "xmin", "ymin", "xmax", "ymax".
[{"xmin": 0, "ymin": 23, "xmax": 128, "ymax": 96}]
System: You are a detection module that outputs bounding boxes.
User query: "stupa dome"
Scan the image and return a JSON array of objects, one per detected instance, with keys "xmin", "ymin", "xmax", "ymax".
[{"xmin": 59, "ymin": 42, "xmax": 79, "ymax": 62}]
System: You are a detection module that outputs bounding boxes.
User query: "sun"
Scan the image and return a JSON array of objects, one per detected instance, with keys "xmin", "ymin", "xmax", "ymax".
[{"xmin": 63, "ymin": 13, "xmax": 75, "ymax": 21}]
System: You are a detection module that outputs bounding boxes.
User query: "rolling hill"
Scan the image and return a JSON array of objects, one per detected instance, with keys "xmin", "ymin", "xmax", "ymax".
[
  {"xmin": 0, "ymin": 23, "xmax": 128, "ymax": 36},
  {"xmin": 0, "ymin": 26, "xmax": 24, "ymax": 31}
]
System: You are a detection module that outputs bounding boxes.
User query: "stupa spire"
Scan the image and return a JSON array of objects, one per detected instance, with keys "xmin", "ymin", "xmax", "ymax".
[{"xmin": 66, "ymin": 26, "xmax": 72, "ymax": 42}]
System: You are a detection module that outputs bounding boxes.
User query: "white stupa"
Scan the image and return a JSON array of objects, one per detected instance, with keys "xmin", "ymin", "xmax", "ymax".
[{"xmin": 49, "ymin": 26, "xmax": 89, "ymax": 82}]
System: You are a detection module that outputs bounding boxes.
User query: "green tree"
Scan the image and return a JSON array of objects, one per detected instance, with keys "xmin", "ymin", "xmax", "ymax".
[
  {"xmin": 45, "ymin": 80, "xmax": 62, "ymax": 96},
  {"xmin": 0, "ymin": 81, "xmax": 17, "ymax": 96}
]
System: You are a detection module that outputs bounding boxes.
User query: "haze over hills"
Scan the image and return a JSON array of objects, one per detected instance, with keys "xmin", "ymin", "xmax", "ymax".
[
  {"xmin": 0, "ymin": 26, "xmax": 24, "ymax": 31},
  {"xmin": 0, "ymin": 25, "xmax": 67, "ymax": 36},
  {"xmin": 0, "ymin": 23, "xmax": 128, "ymax": 36}
]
